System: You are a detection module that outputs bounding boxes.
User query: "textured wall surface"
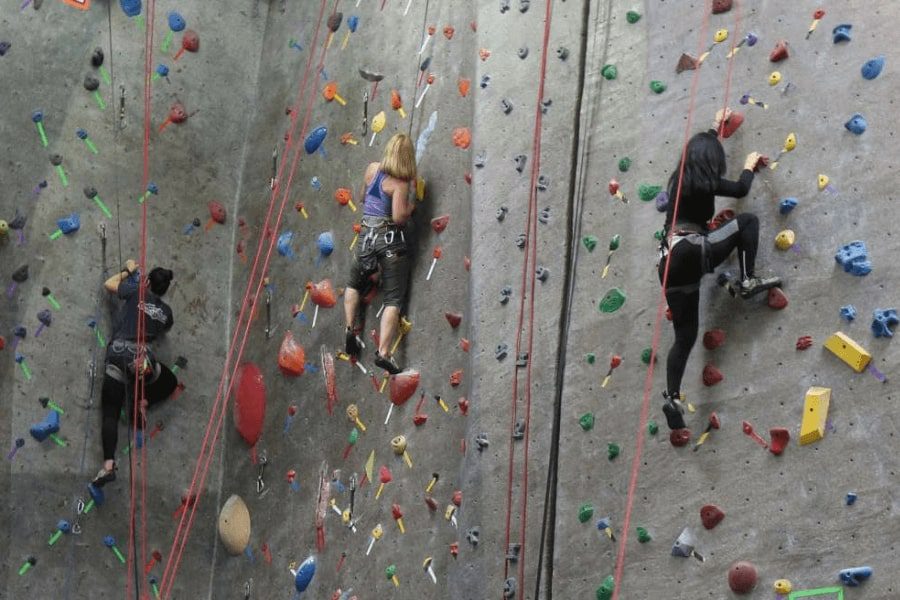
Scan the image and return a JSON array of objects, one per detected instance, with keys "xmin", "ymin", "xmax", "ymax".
[{"xmin": 1, "ymin": 1, "xmax": 898, "ymax": 599}]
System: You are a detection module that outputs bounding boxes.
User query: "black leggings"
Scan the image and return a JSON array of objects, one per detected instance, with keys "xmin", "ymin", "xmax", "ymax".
[
  {"xmin": 101, "ymin": 364, "xmax": 178, "ymax": 461},
  {"xmin": 658, "ymin": 214, "xmax": 759, "ymax": 395}
]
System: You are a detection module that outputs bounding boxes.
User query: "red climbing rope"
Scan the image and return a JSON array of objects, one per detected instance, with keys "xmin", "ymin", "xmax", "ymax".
[
  {"xmin": 501, "ymin": 0, "xmax": 555, "ymax": 598},
  {"xmin": 611, "ymin": 2, "xmax": 742, "ymax": 599},
  {"xmin": 157, "ymin": 2, "xmax": 336, "ymax": 596}
]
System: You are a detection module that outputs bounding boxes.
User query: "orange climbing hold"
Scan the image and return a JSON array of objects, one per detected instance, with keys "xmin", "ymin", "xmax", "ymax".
[
  {"xmin": 452, "ymin": 128, "xmax": 471, "ymax": 149},
  {"xmin": 458, "ymin": 78, "xmax": 471, "ymax": 97},
  {"xmin": 277, "ymin": 331, "xmax": 306, "ymax": 377},
  {"xmin": 307, "ymin": 279, "xmax": 337, "ymax": 308},
  {"xmin": 334, "ymin": 188, "xmax": 356, "ymax": 211},
  {"xmin": 443, "ymin": 25, "xmax": 455, "ymax": 39},
  {"xmin": 479, "ymin": 48, "xmax": 491, "ymax": 61},
  {"xmin": 449, "ymin": 369, "xmax": 463, "ymax": 387},
  {"xmin": 206, "ymin": 200, "xmax": 227, "ymax": 230},
  {"xmin": 234, "ymin": 363, "xmax": 266, "ymax": 447}
]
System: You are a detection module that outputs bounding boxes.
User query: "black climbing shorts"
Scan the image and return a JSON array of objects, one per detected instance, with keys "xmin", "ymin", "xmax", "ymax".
[{"xmin": 347, "ymin": 221, "xmax": 409, "ymax": 307}]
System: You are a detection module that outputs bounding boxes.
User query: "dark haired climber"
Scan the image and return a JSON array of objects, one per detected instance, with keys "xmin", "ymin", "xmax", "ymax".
[
  {"xmin": 658, "ymin": 108, "xmax": 781, "ymax": 432},
  {"xmin": 92, "ymin": 262, "xmax": 177, "ymax": 487}
]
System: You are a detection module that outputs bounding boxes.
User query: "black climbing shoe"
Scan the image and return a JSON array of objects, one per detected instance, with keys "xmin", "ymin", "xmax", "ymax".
[
  {"xmin": 662, "ymin": 391, "xmax": 687, "ymax": 431},
  {"xmin": 739, "ymin": 275, "xmax": 782, "ymax": 299},
  {"xmin": 91, "ymin": 465, "xmax": 117, "ymax": 488},
  {"xmin": 345, "ymin": 328, "xmax": 365, "ymax": 357},
  {"xmin": 374, "ymin": 352, "xmax": 401, "ymax": 375}
]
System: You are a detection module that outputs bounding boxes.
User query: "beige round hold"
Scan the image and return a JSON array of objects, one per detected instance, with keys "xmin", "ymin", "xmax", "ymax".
[{"xmin": 218, "ymin": 494, "xmax": 251, "ymax": 555}]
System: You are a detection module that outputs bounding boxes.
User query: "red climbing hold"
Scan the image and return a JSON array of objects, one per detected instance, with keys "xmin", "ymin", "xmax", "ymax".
[
  {"xmin": 431, "ymin": 214, "xmax": 450, "ymax": 234},
  {"xmin": 464, "ymin": 172, "xmax": 473, "ymax": 185},
  {"xmin": 425, "ymin": 496, "xmax": 438, "ymax": 511},
  {"xmin": 700, "ymin": 504, "xmax": 725, "ymax": 530},
  {"xmin": 452, "ymin": 490, "xmax": 462, "ymax": 506},
  {"xmin": 322, "ymin": 347, "xmax": 338, "ymax": 415},
  {"xmin": 458, "ymin": 397, "xmax": 469, "ymax": 415},
  {"xmin": 390, "ymin": 370, "xmax": 420, "ymax": 406},
  {"xmin": 769, "ymin": 40, "xmax": 789, "ymax": 63},
  {"xmin": 712, "ymin": 0, "xmax": 732, "ymax": 14},
  {"xmin": 769, "ymin": 427, "xmax": 790, "ymax": 456},
  {"xmin": 234, "ymin": 363, "xmax": 266, "ymax": 447},
  {"xmin": 708, "ymin": 209, "xmax": 735, "ymax": 231},
  {"xmin": 277, "ymin": 330, "xmax": 306, "ymax": 377},
  {"xmin": 728, "ymin": 561, "xmax": 758, "ymax": 594},
  {"xmin": 208, "ymin": 200, "xmax": 226, "ymax": 226},
  {"xmin": 665, "ymin": 307, "xmax": 673, "ymax": 321},
  {"xmin": 459, "ymin": 338, "xmax": 470, "ymax": 352},
  {"xmin": 796, "ymin": 335, "xmax": 812, "ymax": 351},
  {"xmin": 676, "ymin": 53, "xmax": 699, "ymax": 73},
  {"xmin": 0, "ymin": 335, "xmax": 5, "ymax": 351},
  {"xmin": 767, "ymin": 287, "xmax": 788, "ymax": 310},
  {"xmin": 413, "ymin": 414, "xmax": 428, "ymax": 426},
  {"xmin": 670, "ymin": 429, "xmax": 691, "ymax": 447},
  {"xmin": 702, "ymin": 364, "xmax": 723, "ymax": 386},
  {"xmin": 174, "ymin": 30, "xmax": 200, "ymax": 61},
  {"xmin": 307, "ymin": 279, "xmax": 337, "ymax": 308},
  {"xmin": 463, "ymin": 256, "xmax": 471, "ymax": 271},
  {"xmin": 702, "ymin": 329, "xmax": 725, "ymax": 350},
  {"xmin": 449, "ymin": 369, "xmax": 463, "ymax": 387},
  {"xmin": 445, "ymin": 312, "xmax": 462, "ymax": 328},
  {"xmin": 443, "ymin": 25, "xmax": 455, "ymax": 40},
  {"xmin": 720, "ymin": 111, "xmax": 744, "ymax": 139}
]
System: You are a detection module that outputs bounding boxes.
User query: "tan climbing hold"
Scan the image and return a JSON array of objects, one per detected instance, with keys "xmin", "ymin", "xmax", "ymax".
[{"xmin": 218, "ymin": 494, "xmax": 251, "ymax": 555}]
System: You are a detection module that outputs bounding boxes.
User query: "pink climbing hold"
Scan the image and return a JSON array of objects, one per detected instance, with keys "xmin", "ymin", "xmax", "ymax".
[
  {"xmin": 767, "ymin": 287, "xmax": 788, "ymax": 310},
  {"xmin": 702, "ymin": 329, "xmax": 725, "ymax": 350},
  {"xmin": 700, "ymin": 504, "xmax": 725, "ymax": 529},
  {"xmin": 390, "ymin": 369, "xmax": 420, "ymax": 406},
  {"xmin": 702, "ymin": 363, "xmax": 723, "ymax": 386},
  {"xmin": 728, "ymin": 561, "xmax": 758, "ymax": 594}
]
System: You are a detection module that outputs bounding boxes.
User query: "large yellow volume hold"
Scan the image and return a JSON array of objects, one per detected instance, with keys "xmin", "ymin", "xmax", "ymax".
[
  {"xmin": 799, "ymin": 387, "xmax": 831, "ymax": 446},
  {"xmin": 824, "ymin": 331, "xmax": 872, "ymax": 372}
]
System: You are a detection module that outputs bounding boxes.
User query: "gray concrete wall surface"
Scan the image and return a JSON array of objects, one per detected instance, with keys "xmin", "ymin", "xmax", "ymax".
[{"xmin": 1, "ymin": 0, "xmax": 898, "ymax": 599}]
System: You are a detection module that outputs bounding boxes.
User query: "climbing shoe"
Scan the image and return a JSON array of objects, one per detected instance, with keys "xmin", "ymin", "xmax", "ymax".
[
  {"xmin": 91, "ymin": 464, "xmax": 117, "ymax": 488},
  {"xmin": 374, "ymin": 352, "xmax": 401, "ymax": 375},
  {"xmin": 345, "ymin": 328, "xmax": 365, "ymax": 357},
  {"xmin": 662, "ymin": 391, "xmax": 687, "ymax": 431},
  {"xmin": 739, "ymin": 275, "xmax": 782, "ymax": 299}
]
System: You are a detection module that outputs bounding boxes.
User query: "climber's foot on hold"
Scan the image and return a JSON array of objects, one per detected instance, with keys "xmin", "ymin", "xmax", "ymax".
[
  {"xmin": 662, "ymin": 391, "xmax": 687, "ymax": 431},
  {"xmin": 739, "ymin": 275, "xmax": 782, "ymax": 299},
  {"xmin": 91, "ymin": 464, "xmax": 116, "ymax": 488},
  {"xmin": 374, "ymin": 351, "xmax": 401, "ymax": 375},
  {"xmin": 345, "ymin": 327, "xmax": 365, "ymax": 357}
]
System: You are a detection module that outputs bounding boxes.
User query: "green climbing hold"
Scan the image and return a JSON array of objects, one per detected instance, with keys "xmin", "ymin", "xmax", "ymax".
[
  {"xmin": 601, "ymin": 64, "xmax": 618, "ymax": 80},
  {"xmin": 607, "ymin": 442, "xmax": 620, "ymax": 460},
  {"xmin": 650, "ymin": 80, "xmax": 667, "ymax": 94},
  {"xmin": 579, "ymin": 412, "xmax": 595, "ymax": 431},
  {"xmin": 654, "ymin": 229, "xmax": 665, "ymax": 241},
  {"xmin": 609, "ymin": 234, "xmax": 621, "ymax": 251},
  {"xmin": 596, "ymin": 575, "xmax": 615, "ymax": 600},
  {"xmin": 598, "ymin": 288, "xmax": 626, "ymax": 313},
  {"xmin": 586, "ymin": 352, "xmax": 596, "ymax": 364},
  {"xmin": 618, "ymin": 157, "xmax": 632, "ymax": 172},
  {"xmin": 636, "ymin": 526, "xmax": 652, "ymax": 543},
  {"xmin": 640, "ymin": 347, "xmax": 652, "ymax": 364},
  {"xmin": 638, "ymin": 184, "xmax": 662, "ymax": 202},
  {"xmin": 647, "ymin": 420, "xmax": 658, "ymax": 435},
  {"xmin": 578, "ymin": 503, "xmax": 595, "ymax": 523},
  {"xmin": 626, "ymin": 10, "xmax": 641, "ymax": 24},
  {"xmin": 583, "ymin": 235, "xmax": 599, "ymax": 252}
]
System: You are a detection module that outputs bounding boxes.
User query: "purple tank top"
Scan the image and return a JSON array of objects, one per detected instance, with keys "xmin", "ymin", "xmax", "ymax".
[{"xmin": 363, "ymin": 170, "xmax": 393, "ymax": 218}]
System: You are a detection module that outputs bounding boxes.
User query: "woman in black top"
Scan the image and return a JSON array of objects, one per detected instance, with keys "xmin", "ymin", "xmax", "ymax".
[{"xmin": 658, "ymin": 109, "xmax": 781, "ymax": 432}]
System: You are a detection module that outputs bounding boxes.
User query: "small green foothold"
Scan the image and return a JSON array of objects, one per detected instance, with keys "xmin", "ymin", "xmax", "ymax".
[
  {"xmin": 653, "ymin": 229, "xmax": 665, "ymax": 241},
  {"xmin": 599, "ymin": 288, "xmax": 627, "ymax": 313},
  {"xmin": 596, "ymin": 575, "xmax": 615, "ymax": 600},
  {"xmin": 618, "ymin": 157, "xmax": 632, "ymax": 172},
  {"xmin": 586, "ymin": 352, "xmax": 596, "ymax": 364},
  {"xmin": 647, "ymin": 420, "xmax": 659, "ymax": 435},
  {"xmin": 608, "ymin": 234, "xmax": 621, "ymax": 251},
  {"xmin": 650, "ymin": 80, "xmax": 667, "ymax": 94},
  {"xmin": 640, "ymin": 348, "xmax": 652, "ymax": 364},
  {"xmin": 626, "ymin": 10, "xmax": 642, "ymax": 24},
  {"xmin": 601, "ymin": 64, "xmax": 618, "ymax": 80},
  {"xmin": 583, "ymin": 235, "xmax": 599, "ymax": 252},
  {"xmin": 636, "ymin": 526, "xmax": 652, "ymax": 543},
  {"xmin": 578, "ymin": 503, "xmax": 595, "ymax": 523},
  {"xmin": 607, "ymin": 442, "xmax": 620, "ymax": 460},
  {"xmin": 638, "ymin": 184, "xmax": 662, "ymax": 202},
  {"xmin": 579, "ymin": 412, "xmax": 595, "ymax": 431}
]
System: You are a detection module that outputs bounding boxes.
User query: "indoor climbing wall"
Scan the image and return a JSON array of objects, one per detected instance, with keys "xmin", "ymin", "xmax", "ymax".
[{"xmin": 2, "ymin": 0, "xmax": 899, "ymax": 599}]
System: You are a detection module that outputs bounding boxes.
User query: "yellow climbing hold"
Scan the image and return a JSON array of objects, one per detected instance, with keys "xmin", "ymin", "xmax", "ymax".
[
  {"xmin": 774, "ymin": 579, "xmax": 793, "ymax": 594},
  {"xmin": 769, "ymin": 71, "xmax": 782, "ymax": 86},
  {"xmin": 774, "ymin": 230, "xmax": 795, "ymax": 251},
  {"xmin": 824, "ymin": 331, "xmax": 871, "ymax": 373},
  {"xmin": 799, "ymin": 386, "xmax": 831, "ymax": 446},
  {"xmin": 818, "ymin": 174, "xmax": 830, "ymax": 191},
  {"xmin": 714, "ymin": 28, "xmax": 729, "ymax": 43},
  {"xmin": 783, "ymin": 133, "xmax": 797, "ymax": 152}
]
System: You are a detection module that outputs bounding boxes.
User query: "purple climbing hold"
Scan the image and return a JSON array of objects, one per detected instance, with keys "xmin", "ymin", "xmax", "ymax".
[
  {"xmin": 655, "ymin": 191, "xmax": 669, "ymax": 212},
  {"xmin": 0, "ymin": 41, "xmax": 11, "ymax": 56}
]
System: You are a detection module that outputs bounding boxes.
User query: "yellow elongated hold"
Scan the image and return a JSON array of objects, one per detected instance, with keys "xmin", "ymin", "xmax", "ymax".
[
  {"xmin": 824, "ymin": 331, "xmax": 871, "ymax": 373},
  {"xmin": 769, "ymin": 71, "xmax": 782, "ymax": 86},
  {"xmin": 799, "ymin": 386, "xmax": 831, "ymax": 446},
  {"xmin": 774, "ymin": 229, "xmax": 795, "ymax": 251},
  {"xmin": 416, "ymin": 176, "xmax": 426, "ymax": 201}
]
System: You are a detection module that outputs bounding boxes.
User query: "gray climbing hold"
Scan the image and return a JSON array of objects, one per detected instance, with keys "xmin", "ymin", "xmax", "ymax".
[
  {"xmin": 480, "ymin": 75, "xmax": 491, "ymax": 89},
  {"xmin": 517, "ymin": 46, "xmax": 528, "ymax": 59},
  {"xmin": 496, "ymin": 206, "xmax": 509, "ymax": 221},
  {"xmin": 514, "ymin": 154, "xmax": 527, "ymax": 173},
  {"xmin": 537, "ymin": 175, "xmax": 549, "ymax": 191},
  {"xmin": 503, "ymin": 578, "xmax": 517, "ymax": 599},
  {"xmin": 466, "ymin": 527, "xmax": 480, "ymax": 546},
  {"xmin": 557, "ymin": 47, "xmax": 569, "ymax": 61},
  {"xmin": 538, "ymin": 207, "xmax": 550, "ymax": 224},
  {"xmin": 500, "ymin": 0, "xmax": 510, "ymax": 13},
  {"xmin": 475, "ymin": 434, "xmax": 490, "ymax": 450},
  {"xmin": 536, "ymin": 266, "xmax": 549, "ymax": 282},
  {"xmin": 501, "ymin": 99, "xmax": 513, "ymax": 114},
  {"xmin": 474, "ymin": 151, "xmax": 487, "ymax": 168},
  {"xmin": 515, "ymin": 233, "xmax": 527, "ymax": 249},
  {"xmin": 512, "ymin": 418, "xmax": 525, "ymax": 440},
  {"xmin": 518, "ymin": 0, "xmax": 529, "ymax": 13},
  {"xmin": 515, "ymin": 352, "xmax": 528, "ymax": 367},
  {"xmin": 495, "ymin": 343, "xmax": 509, "ymax": 360}
]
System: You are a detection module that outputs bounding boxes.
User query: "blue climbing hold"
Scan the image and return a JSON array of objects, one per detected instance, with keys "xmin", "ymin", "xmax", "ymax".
[
  {"xmin": 779, "ymin": 197, "xmax": 798, "ymax": 215},
  {"xmin": 871, "ymin": 308, "xmax": 898, "ymax": 338},
  {"xmin": 654, "ymin": 191, "xmax": 669, "ymax": 213},
  {"xmin": 29, "ymin": 410, "xmax": 60, "ymax": 442},
  {"xmin": 120, "ymin": 0, "xmax": 141, "ymax": 18},
  {"xmin": 304, "ymin": 126, "xmax": 327, "ymax": 154},
  {"xmin": 832, "ymin": 23, "xmax": 852, "ymax": 43},
  {"xmin": 156, "ymin": 64, "xmax": 169, "ymax": 77},
  {"xmin": 167, "ymin": 11, "xmax": 186, "ymax": 32},
  {"xmin": 861, "ymin": 55, "xmax": 885, "ymax": 80},
  {"xmin": 88, "ymin": 483, "xmax": 105, "ymax": 506},
  {"xmin": 745, "ymin": 32, "xmax": 758, "ymax": 47},
  {"xmin": 316, "ymin": 231, "xmax": 334, "ymax": 257},
  {"xmin": 840, "ymin": 304, "xmax": 857, "ymax": 321},
  {"xmin": 839, "ymin": 566, "xmax": 872, "ymax": 587},
  {"xmin": 57, "ymin": 213, "xmax": 80, "ymax": 234},
  {"xmin": 834, "ymin": 240, "xmax": 871, "ymax": 276},
  {"xmin": 294, "ymin": 555, "xmax": 317, "ymax": 592},
  {"xmin": 844, "ymin": 113, "xmax": 867, "ymax": 135},
  {"xmin": 277, "ymin": 231, "xmax": 295, "ymax": 258},
  {"xmin": 348, "ymin": 15, "xmax": 359, "ymax": 33}
]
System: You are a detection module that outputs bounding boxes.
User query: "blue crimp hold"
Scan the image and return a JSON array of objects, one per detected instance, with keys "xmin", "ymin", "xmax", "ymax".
[
  {"xmin": 29, "ymin": 410, "xmax": 60, "ymax": 442},
  {"xmin": 840, "ymin": 304, "xmax": 857, "ymax": 321},
  {"xmin": 861, "ymin": 55, "xmax": 885, "ymax": 80},
  {"xmin": 277, "ymin": 231, "xmax": 295, "ymax": 258},
  {"xmin": 845, "ymin": 113, "xmax": 867, "ymax": 135},
  {"xmin": 871, "ymin": 308, "xmax": 898, "ymax": 338},
  {"xmin": 839, "ymin": 566, "xmax": 872, "ymax": 586},
  {"xmin": 779, "ymin": 197, "xmax": 798, "ymax": 215},
  {"xmin": 832, "ymin": 24, "xmax": 852, "ymax": 44},
  {"xmin": 57, "ymin": 213, "xmax": 80, "ymax": 234},
  {"xmin": 654, "ymin": 191, "xmax": 669, "ymax": 213},
  {"xmin": 835, "ymin": 240, "xmax": 871, "ymax": 276},
  {"xmin": 347, "ymin": 15, "xmax": 359, "ymax": 33}
]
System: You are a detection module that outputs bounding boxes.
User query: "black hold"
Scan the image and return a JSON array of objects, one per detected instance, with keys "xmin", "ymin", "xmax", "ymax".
[
  {"xmin": 91, "ymin": 47, "xmax": 104, "ymax": 68},
  {"xmin": 83, "ymin": 186, "xmax": 98, "ymax": 199},
  {"xmin": 0, "ymin": 41, "xmax": 10, "ymax": 56},
  {"xmin": 519, "ymin": 0, "xmax": 529, "ymax": 13},
  {"xmin": 192, "ymin": 217, "xmax": 202, "ymax": 227},
  {"xmin": 517, "ymin": 46, "xmax": 528, "ymax": 60},
  {"xmin": 500, "ymin": 0, "xmax": 510, "ymax": 13},
  {"xmin": 557, "ymin": 47, "xmax": 569, "ymax": 61},
  {"xmin": 541, "ymin": 98, "xmax": 552, "ymax": 114},
  {"xmin": 9, "ymin": 211, "xmax": 26, "ymax": 229},
  {"xmin": 536, "ymin": 175, "xmax": 549, "ymax": 191},
  {"xmin": 83, "ymin": 74, "xmax": 100, "ymax": 92},
  {"xmin": 538, "ymin": 207, "xmax": 550, "ymax": 224},
  {"xmin": 466, "ymin": 527, "xmax": 480, "ymax": 546},
  {"xmin": 495, "ymin": 343, "xmax": 509, "ymax": 360},
  {"xmin": 515, "ymin": 352, "xmax": 528, "ymax": 367},
  {"xmin": 512, "ymin": 418, "xmax": 525, "ymax": 440},
  {"xmin": 496, "ymin": 206, "xmax": 508, "ymax": 221},
  {"xmin": 327, "ymin": 12, "xmax": 343, "ymax": 33},
  {"xmin": 474, "ymin": 433, "xmax": 490, "ymax": 451},
  {"xmin": 506, "ymin": 543, "xmax": 521, "ymax": 562},
  {"xmin": 515, "ymin": 233, "xmax": 526, "ymax": 249},
  {"xmin": 503, "ymin": 578, "xmax": 517, "ymax": 599},
  {"xmin": 500, "ymin": 99, "xmax": 513, "ymax": 114},
  {"xmin": 480, "ymin": 75, "xmax": 491, "ymax": 89},
  {"xmin": 499, "ymin": 286, "xmax": 513, "ymax": 305},
  {"xmin": 50, "ymin": 154, "xmax": 63, "ymax": 167},
  {"xmin": 474, "ymin": 151, "xmax": 487, "ymax": 168},
  {"xmin": 12, "ymin": 265, "xmax": 29, "ymax": 283},
  {"xmin": 514, "ymin": 154, "xmax": 527, "ymax": 173},
  {"xmin": 174, "ymin": 356, "xmax": 188, "ymax": 370},
  {"xmin": 358, "ymin": 68, "xmax": 384, "ymax": 83},
  {"xmin": 536, "ymin": 266, "xmax": 549, "ymax": 282}
]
